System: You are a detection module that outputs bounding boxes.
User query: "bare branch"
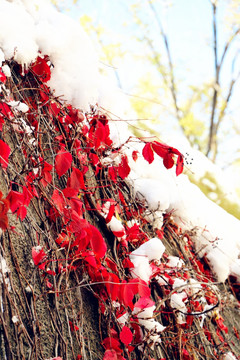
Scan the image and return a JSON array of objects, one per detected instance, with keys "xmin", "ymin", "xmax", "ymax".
[
  {"xmin": 206, "ymin": 2, "xmax": 219, "ymax": 158},
  {"xmin": 147, "ymin": 0, "xmax": 180, "ymax": 120}
]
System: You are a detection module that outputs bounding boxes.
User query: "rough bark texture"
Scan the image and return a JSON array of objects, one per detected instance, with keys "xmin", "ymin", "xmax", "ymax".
[{"xmin": 0, "ymin": 59, "xmax": 240, "ymax": 360}]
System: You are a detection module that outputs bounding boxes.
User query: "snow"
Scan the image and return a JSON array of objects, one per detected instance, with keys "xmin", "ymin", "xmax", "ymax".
[
  {"xmin": 2, "ymin": 64, "xmax": 11, "ymax": 77},
  {"xmin": 12, "ymin": 315, "xmax": 19, "ymax": 324},
  {"xmin": 133, "ymin": 303, "xmax": 165, "ymax": 346},
  {"xmin": 8, "ymin": 100, "xmax": 29, "ymax": 113},
  {"xmin": 127, "ymin": 143, "xmax": 240, "ymax": 282},
  {"xmin": 0, "ymin": 0, "xmax": 128, "ymax": 114},
  {"xmin": 130, "ymin": 238, "xmax": 165, "ymax": 283},
  {"xmin": 223, "ymin": 352, "xmax": 238, "ymax": 360},
  {"xmin": 167, "ymin": 256, "xmax": 184, "ymax": 268}
]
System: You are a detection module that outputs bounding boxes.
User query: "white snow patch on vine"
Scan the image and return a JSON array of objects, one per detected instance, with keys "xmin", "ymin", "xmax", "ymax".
[
  {"xmin": 126, "ymin": 142, "xmax": 240, "ymax": 282},
  {"xmin": 0, "ymin": 0, "xmax": 130, "ymax": 119}
]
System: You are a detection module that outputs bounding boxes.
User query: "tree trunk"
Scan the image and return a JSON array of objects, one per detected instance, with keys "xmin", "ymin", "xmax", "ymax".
[{"xmin": 0, "ymin": 59, "xmax": 240, "ymax": 360}]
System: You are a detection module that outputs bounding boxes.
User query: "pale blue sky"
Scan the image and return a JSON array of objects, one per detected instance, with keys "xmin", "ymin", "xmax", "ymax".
[{"xmin": 59, "ymin": 0, "xmax": 239, "ymax": 166}]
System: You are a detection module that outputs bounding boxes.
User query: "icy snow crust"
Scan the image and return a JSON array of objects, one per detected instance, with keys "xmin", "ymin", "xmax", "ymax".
[{"xmin": 1, "ymin": 0, "xmax": 240, "ymax": 284}]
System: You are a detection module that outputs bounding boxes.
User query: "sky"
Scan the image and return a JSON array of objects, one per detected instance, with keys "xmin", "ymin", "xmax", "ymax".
[{"xmin": 56, "ymin": 0, "xmax": 240, "ymax": 170}]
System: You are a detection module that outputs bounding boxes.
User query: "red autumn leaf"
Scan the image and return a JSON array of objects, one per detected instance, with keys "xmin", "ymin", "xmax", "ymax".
[
  {"xmin": 119, "ymin": 280, "xmax": 136, "ymax": 309},
  {"xmin": 68, "ymin": 167, "xmax": 85, "ymax": 190},
  {"xmin": 0, "ymin": 139, "xmax": 11, "ymax": 169},
  {"xmin": 104, "ymin": 272, "xmax": 120, "ymax": 301},
  {"xmin": 0, "ymin": 102, "xmax": 14, "ymax": 119},
  {"xmin": 31, "ymin": 56, "xmax": 51, "ymax": 82},
  {"xmin": 0, "ymin": 69, "xmax": 6, "ymax": 84},
  {"xmin": 69, "ymin": 320, "xmax": 79, "ymax": 332},
  {"xmin": 89, "ymin": 152, "xmax": 99, "ymax": 166},
  {"xmin": 81, "ymin": 251, "xmax": 98, "ymax": 268},
  {"xmin": 151, "ymin": 141, "xmax": 168, "ymax": 158},
  {"xmin": 105, "ymin": 202, "xmax": 115, "ymax": 224},
  {"xmin": 216, "ymin": 316, "xmax": 228, "ymax": 334},
  {"xmin": 49, "ymin": 102, "xmax": 61, "ymax": 117},
  {"xmin": 55, "ymin": 150, "xmax": 72, "ymax": 177},
  {"xmin": 117, "ymin": 155, "xmax": 131, "ymax": 180},
  {"xmin": 39, "ymin": 158, "xmax": 53, "ymax": 187},
  {"xmin": 67, "ymin": 197, "xmax": 83, "ymax": 216},
  {"xmin": 102, "ymin": 337, "xmax": 121, "ymax": 351},
  {"xmin": 62, "ymin": 187, "xmax": 78, "ymax": 198},
  {"xmin": 89, "ymin": 224, "xmax": 107, "ymax": 258},
  {"xmin": 56, "ymin": 232, "xmax": 70, "ymax": 248},
  {"xmin": 39, "ymin": 84, "xmax": 50, "ymax": 102},
  {"xmin": 108, "ymin": 166, "xmax": 117, "ymax": 183},
  {"xmin": 142, "ymin": 143, "xmax": 154, "ymax": 164},
  {"xmin": 32, "ymin": 246, "xmax": 47, "ymax": 269},
  {"xmin": 136, "ymin": 278, "xmax": 151, "ymax": 298},
  {"xmin": 120, "ymin": 326, "xmax": 133, "ymax": 345},
  {"xmin": 103, "ymin": 349, "xmax": 118, "ymax": 360},
  {"xmin": 0, "ymin": 191, "xmax": 9, "ymax": 230},
  {"xmin": 132, "ymin": 150, "xmax": 138, "ymax": 162},
  {"xmin": 17, "ymin": 205, "xmax": 27, "ymax": 221},
  {"xmin": 51, "ymin": 189, "xmax": 65, "ymax": 213},
  {"xmin": 7, "ymin": 186, "xmax": 31, "ymax": 220},
  {"xmin": 163, "ymin": 153, "xmax": 174, "ymax": 169},
  {"xmin": 134, "ymin": 296, "xmax": 155, "ymax": 309},
  {"xmin": 176, "ymin": 154, "xmax": 184, "ymax": 176},
  {"xmin": 0, "ymin": 115, "xmax": 4, "ymax": 131},
  {"xmin": 105, "ymin": 257, "xmax": 118, "ymax": 273}
]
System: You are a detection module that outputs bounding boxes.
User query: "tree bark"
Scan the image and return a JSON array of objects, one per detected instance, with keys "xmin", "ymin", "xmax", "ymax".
[{"xmin": 0, "ymin": 59, "xmax": 240, "ymax": 360}]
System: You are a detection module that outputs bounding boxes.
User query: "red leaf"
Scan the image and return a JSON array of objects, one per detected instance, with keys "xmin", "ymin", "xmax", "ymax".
[
  {"xmin": 62, "ymin": 187, "xmax": 78, "ymax": 198},
  {"xmin": 81, "ymin": 251, "xmax": 98, "ymax": 268},
  {"xmin": 94, "ymin": 121, "xmax": 106, "ymax": 148},
  {"xmin": 0, "ymin": 102, "xmax": 14, "ymax": 119},
  {"xmin": 55, "ymin": 150, "xmax": 72, "ymax": 177},
  {"xmin": 151, "ymin": 141, "xmax": 168, "ymax": 158},
  {"xmin": 17, "ymin": 206, "xmax": 27, "ymax": 221},
  {"xmin": 108, "ymin": 166, "xmax": 117, "ymax": 183},
  {"xmin": 68, "ymin": 167, "xmax": 85, "ymax": 190},
  {"xmin": 163, "ymin": 153, "xmax": 174, "ymax": 169},
  {"xmin": 0, "ymin": 69, "xmax": 6, "ymax": 84},
  {"xmin": 103, "ymin": 349, "xmax": 118, "ymax": 360},
  {"xmin": 142, "ymin": 143, "xmax": 154, "ymax": 164},
  {"xmin": 105, "ymin": 203, "xmax": 115, "ymax": 224},
  {"xmin": 49, "ymin": 101, "xmax": 61, "ymax": 117},
  {"xmin": 117, "ymin": 155, "xmax": 131, "ymax": 180},
  {"xmin": 69, "ymin": 320, "xmax": 79, "ymax": 332},
  {"xmin": 32, "ymin": 246, "xmax": 47, "ymax": 269},
  {"xmin": 39, "ymin": 158, "xmax": 53, "ymax": 187},
  {"xmin": 176, "ymin": 154, "xmax": 184, "ymax": 176},
  {"xmin": 136, "ymin": 278, "xmax": 151, "ymax": 298},
  {"xmin": 39, "ymin": 84, "xmax": 50, "ymax": 102},
  {"xmin": 0, "ymin": 191, "xmax": 9, "ymax": 230},
  {"xmin": 89, "ymin": 224, "xmax": 107, "ymax": 258},
  {"xmin": 120, "ymin": 326, "xmax": 133, "ymax": 345},
  {"xmin": 0, "ymin": 140, "xmax": 11, "ymax": 169},
  {"xmin": 119, "ymin": 280, "xmax": 136, "ymax": 309},
  {"xmin": 89, "ymin": 152, "xmax": 99, "ymax": 166},
  {"xmin": 51, "ymin": 189, "xmax": 65, "ymax": 213},
  {"xmin": 105, "ymin": 257, "xmax": 118, "ymax": 273},
  {"xmin": 104, "ymin": 272, "xmax": 120, "ymax": 301},
  {"xmin": 134, "ymin": 296, "xmax": 155, "ymax": 309},
  {"xmin": 132, "ymin": 150, "xmax": 138, "ymax": 161},
  {"xmin": 102, "ymin": 337, "xmax": 121, "ymax": 351},
  {"xmin": 31, "ymin": 56, "xmax": 51, "ymax": 82},
  {"xmin": 0, "ymin": 115, "xmax": 4, "ymax": 131}
]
